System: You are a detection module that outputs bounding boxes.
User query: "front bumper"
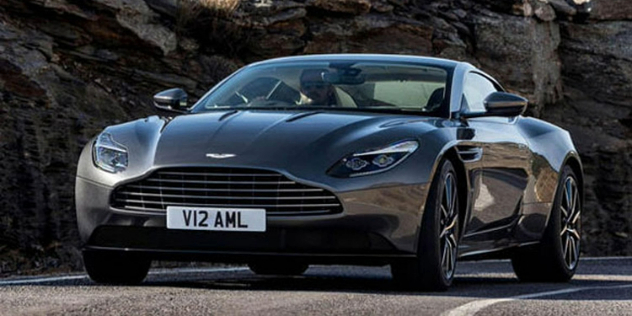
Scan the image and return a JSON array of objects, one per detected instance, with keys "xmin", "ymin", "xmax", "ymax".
[{"xmin": 76, "ymin": 176, "xmax": 430, "ymax": 262}]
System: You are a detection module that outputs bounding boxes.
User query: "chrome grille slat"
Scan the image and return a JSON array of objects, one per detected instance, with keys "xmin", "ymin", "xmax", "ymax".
[
  {"xmin": 123, "ymin": 206, "xmax": 333, "ymax": 216},
  {"xmin": 267, "ymin": 210, "xmax": 332, "ymax": 215},
  {"xmin": 145, "ymin": 178, "xmax": 296, "ymax": 185},
  {"xmin": 117, "ymin": 192, "xmax": 338, "ymax": 200},
  {"xmin": 124, "ymin": 205, "xmax": 166, "ymax": 212},
  {"xmin": 116, "ymin": 199, "xmax": 340, "ymax": 208},
  {"xmin": 126, "ymin": 185, "xmax": 324, "ymax": 193},
  {"xmin": 111, "ymin": 167, "xmax": 342, "ymax": 216},
  {"xmin": 158, "ymin": 172, "xmax": 281, "ymax": 177}
]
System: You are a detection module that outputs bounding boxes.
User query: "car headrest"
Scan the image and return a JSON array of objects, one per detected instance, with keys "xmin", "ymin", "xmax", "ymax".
[{"xmin": 426, "ymin": 87, "xmax": 445, "ymax": 110}]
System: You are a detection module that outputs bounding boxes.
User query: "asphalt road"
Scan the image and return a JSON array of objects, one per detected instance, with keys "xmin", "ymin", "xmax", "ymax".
[{"xmin": 1, "ymin": 257, "xmax": 631, "ymax": 316}]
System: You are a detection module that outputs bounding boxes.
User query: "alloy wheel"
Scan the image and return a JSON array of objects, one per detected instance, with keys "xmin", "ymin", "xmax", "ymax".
[
  {"xmin": 560, "ymin": 176, "xmax": 581, "ymax": 270},
  {"xmin": 439, "ymin": 173, "xmax": 458, "ymax": 280}
]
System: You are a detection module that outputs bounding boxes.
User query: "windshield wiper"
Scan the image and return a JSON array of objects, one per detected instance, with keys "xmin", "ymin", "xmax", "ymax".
[
  {"xmin": 285, "ymin": 111, "xmax": 323, "ymax": 122},
  {"xmin": 203, "ymin": 104, "xmax": 428, "ymax": 116},
  {"xmin": 218, "ymin": 109, "xmax": 240, "ymax": 121},
  {"xmin": 241, "ymin": 106, "xmax": 419, "ymax": 115},
  {"xmin": 292, "ymin": 106, "xmax": 409, "ymax": 115}
]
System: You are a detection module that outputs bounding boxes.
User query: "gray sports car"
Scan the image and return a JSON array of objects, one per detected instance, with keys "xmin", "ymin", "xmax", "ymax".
[{"xmin": 76, "ymin": 54, "xmax": 583, "ymax": 290}]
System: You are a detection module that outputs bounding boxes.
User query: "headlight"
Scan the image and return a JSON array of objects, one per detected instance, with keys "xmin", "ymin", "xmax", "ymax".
[
  {"xmin": 328, "ymin": 140, "xmax": 419, "ymax": 177},
  {"xmin": 92, "ymin": 133, "xmax": 128, "ymax": 173}
]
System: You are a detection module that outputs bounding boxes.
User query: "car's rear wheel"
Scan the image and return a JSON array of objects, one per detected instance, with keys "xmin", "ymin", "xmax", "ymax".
[
  {"xmin": 83, "ymin": 251, "xmax": 151, "ymax": 285},
  {"xmin": 391, "ymin": 159, "xmax": 460, "ymax": 291},
  {"xmin": 511, "ymin": 165, "xmax": 581, "ymax": 282},
  {"xmin": 248, "ymin": 261, "xmax": 309, "ymax": 276}
]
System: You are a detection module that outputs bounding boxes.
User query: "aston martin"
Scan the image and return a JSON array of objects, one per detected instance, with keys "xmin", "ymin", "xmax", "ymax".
[{"xmin": 76, "ymin": 54, "xmax": 583, "ymax": 290}]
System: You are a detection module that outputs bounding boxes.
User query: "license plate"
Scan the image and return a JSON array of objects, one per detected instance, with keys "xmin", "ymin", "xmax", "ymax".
[{"xmin": 166, "ymin": 207, "xmax": 266, "ymax": 232}]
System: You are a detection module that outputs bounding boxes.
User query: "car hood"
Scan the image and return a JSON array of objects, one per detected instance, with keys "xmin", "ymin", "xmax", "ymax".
[
  {"xmin": 153, "ymin": 110, "xmax": 436, "ymax": 167},
  {"xmin": 99, "ymin": 110, "xmax": 443, "ymax": 184}
]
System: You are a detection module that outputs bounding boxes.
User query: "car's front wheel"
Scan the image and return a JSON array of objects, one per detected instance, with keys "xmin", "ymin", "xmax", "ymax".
[
  {"xmin": 391, "ymin": 159, "xmax": 460, "ymax": 291},
  {"xmin": 83, "ymin": 251, "xmax": 151, "ymax": 285},
  {"xmin": 511, "ymin": 165, "xmax": 581, "ymax": 282},
  {"xmin": 248, "ymin": 261, "xmax": 309, "ymax": 276}
]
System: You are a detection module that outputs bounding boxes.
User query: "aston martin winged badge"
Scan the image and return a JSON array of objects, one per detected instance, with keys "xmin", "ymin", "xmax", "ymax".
[{"xmin": 205, "ymin": 153, "xmax": 236, "ymax": 159}]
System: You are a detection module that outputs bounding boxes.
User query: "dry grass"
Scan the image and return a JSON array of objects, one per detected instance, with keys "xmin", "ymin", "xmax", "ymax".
[
  {"xmin": 176, "ymin": 0, "xmax": 241, "ymax": 37},
  {"xmin": 175, "ymin": 0, "xmax": 251, "ymax": 56},
  {"xmin": 198, "ymin": 0, "xmax": 241, "ymax": 14},
  {"xmin": 177, "ymin": 0, "xmax": 240, "ymax": 22}
]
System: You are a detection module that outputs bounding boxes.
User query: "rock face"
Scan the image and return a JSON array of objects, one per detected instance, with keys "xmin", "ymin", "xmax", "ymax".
[
  {"xmin": 303, "ymin": 15, "xmax": 434, "ymax": 55},
  {"xmin": 471, "ymin": 11, "xmax": 562, "ymax": 114},
  {"xmin": 545, "ymin": 9, "xmax": 632, "ymax": 255},
  {"xmin": 0, "ymin": 0, "xmax": 630, "ymax": 273},
  {"xmin": 0, "ymin": 0, "xmax": 239, "ymax": 273},
  {"xmin": 589, "ymin": 0, "xmax": 632, "ymax": 20},
  {"xmin": 306, "ymin": 0, "xmax": 371, "ymax": 15}
]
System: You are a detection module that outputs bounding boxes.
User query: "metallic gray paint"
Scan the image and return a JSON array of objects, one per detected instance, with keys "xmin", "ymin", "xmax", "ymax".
[{"xmin": 75, "ymin": 54, "xmax": 583, "ymax": 263}]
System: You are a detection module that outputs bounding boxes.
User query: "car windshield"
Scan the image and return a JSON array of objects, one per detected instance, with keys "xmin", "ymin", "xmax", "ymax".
[{"xmin": 191, "ymin": 61, "xmax": 450, "ymax": 115}]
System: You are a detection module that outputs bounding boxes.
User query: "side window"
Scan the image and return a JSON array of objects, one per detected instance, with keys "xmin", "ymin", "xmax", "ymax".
[
  {"xmin": 463, "ymin": 73, "xmax": 498, "ymax": 113},
  {"xmin": 372, "ymin": 81, "xmax": 445, "ymax": 109}
]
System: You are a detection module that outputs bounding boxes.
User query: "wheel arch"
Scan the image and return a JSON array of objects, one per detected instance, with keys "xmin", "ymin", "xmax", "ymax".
[
  {"xmin": 428, "ymin": 146, "xmax": 470, "ymax": 242},
  {"xmin": 563, "ymin": 153, "xmax": 584, "ymax": 202},
  {"xmin": 562, "ymin": 153, "xmax": 585, "ymax": 221},
  {"xmin": 542, "ymin": 152, "xmax": 584, "ymax": 235}
]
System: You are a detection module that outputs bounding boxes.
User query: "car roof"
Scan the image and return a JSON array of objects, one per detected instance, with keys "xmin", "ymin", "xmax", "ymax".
[{"xmin": 249, "ymin": 54, "xmax": 463, "ymax": 70}]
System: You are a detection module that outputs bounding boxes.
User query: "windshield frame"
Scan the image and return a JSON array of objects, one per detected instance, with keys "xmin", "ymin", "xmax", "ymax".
[{"xmin": 189, "ymin": 59, "xmax": 455, "ymax": 118}]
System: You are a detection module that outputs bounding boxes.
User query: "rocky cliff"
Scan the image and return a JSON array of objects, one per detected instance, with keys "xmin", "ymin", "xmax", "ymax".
[{"xmin": 0, "ymin": 0, "xmax": 630, "ymax": 274}]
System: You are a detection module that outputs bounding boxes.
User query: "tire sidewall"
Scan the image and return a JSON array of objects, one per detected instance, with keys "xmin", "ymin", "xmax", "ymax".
[
  {"xmin": 546, "ymin": 166, "xmax": 580, "ymax": 278},
  {"xmin": 418, "ymin": 159, "xmax": 459, "ymax": 289}
]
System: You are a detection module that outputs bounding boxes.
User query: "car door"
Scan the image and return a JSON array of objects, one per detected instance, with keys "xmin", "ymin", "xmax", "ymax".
[{"xmin": 460, "ymin": 72, "xmax": 531, "ymax": 243}]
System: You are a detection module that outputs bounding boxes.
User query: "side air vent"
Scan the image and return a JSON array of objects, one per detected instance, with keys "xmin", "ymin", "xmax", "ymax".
[{"xmin": 456, "ymin": 145, "xmax": 483, "ymax": 162}]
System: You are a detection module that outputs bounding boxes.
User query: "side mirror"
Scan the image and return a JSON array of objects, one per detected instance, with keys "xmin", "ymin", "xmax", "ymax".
[
  {"xmin": 484, "ymin": 92, "xmax": 528, "ymax": 117},
  {"xmin": 153, "ymin": 88, "xmax": 189, "ymax": 113},
  {"xmin": 461, "ymin": 92, "xmax": 527, "ymax": 119}
]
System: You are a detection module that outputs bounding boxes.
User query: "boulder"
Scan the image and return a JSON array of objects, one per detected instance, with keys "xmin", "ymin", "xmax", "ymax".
[
  {"xmin": 548, "ymin": 0, "xmax": 577, "ymax": 16},
  {"xmin": 306, "ymin": 0, "xmax": 372, "ymax": 15},
  {"xmin": 589, "ymin": 0, "xmax": 632, "ymax": 21},
  {"xmin": 92, "ymin": 0, "xmax": 177, "ymax": 55},
  {"xmin": 0, "ymin": 23, "xmax": 53, "ymax": 100},
  {"xmin": 533, "ymin": 1, "xmax": 556, "ymax": 22},
  {"xmin": 144, "ymin": 0, "xmax": 177, "ymax": 17},
  {"xmin": 559, "ymin": 21, "xmax": 632, "ymax": 108},
  {"xmin": 304, "ymin": 15, "xmax": 433, "ymax": 55},
  {"xmin": 370, "ymin": 0, "xmax": 394, "ymax": 13},
  {"xmin": 33, "ymin": 0, "xmax": 98, "ymax": 20},
  {"xmin": 248, "ymin": 19, "xmax": 307, "ymax": 58}
]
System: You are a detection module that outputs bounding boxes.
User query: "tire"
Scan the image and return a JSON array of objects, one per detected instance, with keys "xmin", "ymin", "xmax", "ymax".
[
  {"xmin": 248, "ymin": 261, "xmax": 309, "ymax": 276},
  {"xmin": 511, "ymin": 165, "xmax": 581, "ymax": 282},
  {"xmin": 391, "ymin": 159, "xmax": 460, "ymax": 291},
  {"xmin": 83, "ymin": 251, "xmax": 151, "ymax": 285}
]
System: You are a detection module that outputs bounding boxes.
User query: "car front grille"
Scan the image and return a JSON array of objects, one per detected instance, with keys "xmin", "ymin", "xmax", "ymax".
[{"xmin": 110, "ymin": 167, "xmax": 343, "ymax": 216}]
